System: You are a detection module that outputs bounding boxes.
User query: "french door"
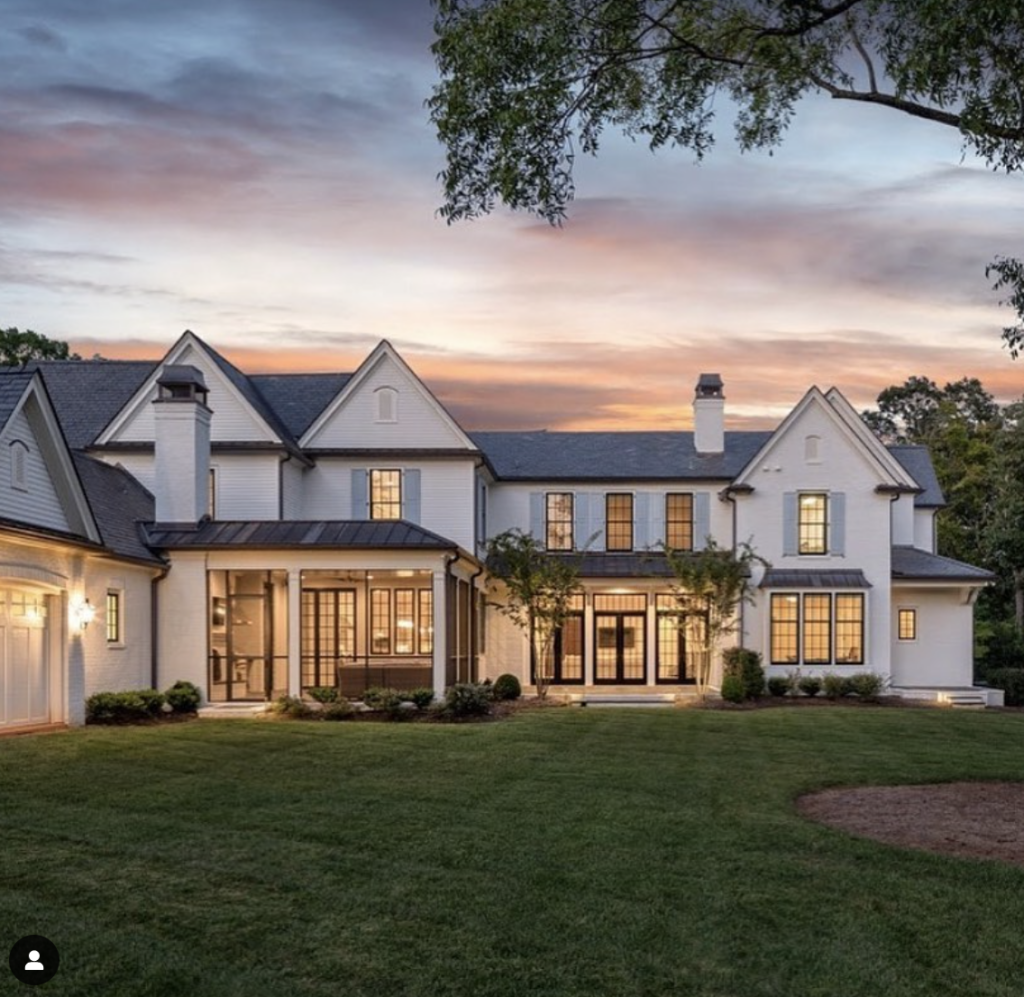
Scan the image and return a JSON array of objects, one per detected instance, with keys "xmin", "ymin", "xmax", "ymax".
[
  {"xmin": 301, "ymin": 589, "xmax": 356, "ymax": 690},
  {"xmin": 594, "ymin": 613, "xmax": 646, "ymax": 684}
]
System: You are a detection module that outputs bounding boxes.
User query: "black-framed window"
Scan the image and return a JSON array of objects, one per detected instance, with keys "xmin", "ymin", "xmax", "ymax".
[
  {"xmin": 665, "ymin": 493, "xmax": 693, "ymax": 551},
  {"xmin": 208, "ymin": 467, "xmax": 217, "ymax": 519},
  {"xmin": 897, "ymin": 608, "xmax": 917, "ymax": 641},
  {"xmin": 836, "ymin": 594, "xmax": 864, "ymax": 663},
  {"xmin": 546, "ymin": 492, "xmax": 574, "ymax": 551},
  {"xmin": 419, "ymin": 589, "xmax": 434, "ymax": 655},
  {"xmin": 606, "ymin": 493, "xmax": 633, "ymax": 551},
  {"xmin": 371, "ymin": 589, "xmax": 391, "ymax": 654},
  {"xmin": 798, "ymin": 493, "xmax": 828, "ymax": 555},
  {"xmin": 802, "ymin": 594, "xmax": 831, "ymax": 664},
  {"xmin": 395, "ymin": 589, "xmax": 415, "ymax": 654},
  {"xmin": 106, "ymin": 590, "xmax": 122, "ymax": 644},
  {"xmin": 770, "ymin": 594, "xmax": 800, "ymax": 664},
  {"xmin": 369, "ymin": 469, "xmax": 402, "ymax": 520}
]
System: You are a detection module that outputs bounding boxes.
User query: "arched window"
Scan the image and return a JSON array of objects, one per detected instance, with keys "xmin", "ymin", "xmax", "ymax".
[
  {"xmin": 375, "ymin": 386, "xmax": 398, "ymax": 423},
  {"xmin": 9, "ymin": 440, "xmax": 29, "ymax": 491}
]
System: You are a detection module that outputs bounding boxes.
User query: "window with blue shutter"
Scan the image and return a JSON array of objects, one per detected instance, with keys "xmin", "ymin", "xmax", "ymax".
[
  {"xmin": 634, "ymin": 492, "xmax": 651, "ymax": 549},
  {"xmin": 404, "ymin": 469, "xmax": 421, "ymax": 524},
  {"xmin": 351, "ymin": 469, "xmax": 368, "ymax": 519},
  {"xmin": 529, "ymin": 492, "xmax": 544, "ymax": 540},
  {"xmin": 782, "ymin": 492, "xmax": 798, "ymax": 556},
  {"xmin": 830, "ymin": 492, "xmax": 846, "ymax": 556},
  {"xmin": 693, "ymin": 492, "xmax": 711, "ymax": 551}
]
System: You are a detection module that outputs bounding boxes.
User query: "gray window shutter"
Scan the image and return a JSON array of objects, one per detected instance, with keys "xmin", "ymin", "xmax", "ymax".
[
  {"xmin": 476, "ymin": 478, "xmax": 487, "ymax": 547},
  {"xmin": 634, "ymin": 492, "xmax": 651, "ymax": 549},
  {"xmin": 783, "ymin": 492, "xmax": 798, "ymax": 556},
  {"xmin": 529, "ymin": 492, "xmax": 544, "ymax": 541},
  {"xmin": 589, "ymin": 491, "xmax": 605, "ymax": 552},
  {"xmin": 351, "ymin": 469, "xmax": 368, "ymax": 519},
  {"xmin": 830, "ymin": 492, "xmax": 846, "ymax": 556},
  {"xmin": 693, "ymin": 492, "xmax": 711, "ymax": 551},
  {"xmin": 574, "ymin": 492, "xmax": 590, "ymax": 551},
  {"xmin": 404, "ymin": 469, "xmax": 421, "ymax": 524},
  {"xmin": 650, "ymin": 491, "xmax": 666, "ymax": 548}
]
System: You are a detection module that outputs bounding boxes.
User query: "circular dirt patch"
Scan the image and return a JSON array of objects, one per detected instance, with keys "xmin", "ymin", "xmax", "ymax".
[{"xmin": 798, "ymin": 782, "xmax": 1024, "ymax": 868}]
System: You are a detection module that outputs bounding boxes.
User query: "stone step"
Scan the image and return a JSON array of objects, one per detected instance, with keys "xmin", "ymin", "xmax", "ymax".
[
  {"xmin": 197, "ymin": 703, "xmax": 269, "ymax": 719},
  {"xmin": 571, "ymin": 693, "xmax": 680, "ymax": 707}
]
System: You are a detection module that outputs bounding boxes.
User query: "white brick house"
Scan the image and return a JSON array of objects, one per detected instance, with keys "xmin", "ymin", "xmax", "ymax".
[{"xmin": 0, "ymin": 332, "xmax": 996, "ymax": 729}]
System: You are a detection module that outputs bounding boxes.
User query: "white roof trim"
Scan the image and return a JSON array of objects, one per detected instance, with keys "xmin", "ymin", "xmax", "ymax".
[
  {"xmin": 299, "ymin": 340, "xmax": 476, "ymax": 450},
  {"xmin": 95, "ymin": 330, "xmax": 281, "ymax": 445}
]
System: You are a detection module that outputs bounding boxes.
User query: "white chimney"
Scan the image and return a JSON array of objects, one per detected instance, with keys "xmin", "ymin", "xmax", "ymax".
[
  {"xmin": 693, "ymin": 373, "xmax": 724, "ymax": 454},
  {"xmin": 153, "ymin": 365, "xmax": 212, "ymax": 523}
]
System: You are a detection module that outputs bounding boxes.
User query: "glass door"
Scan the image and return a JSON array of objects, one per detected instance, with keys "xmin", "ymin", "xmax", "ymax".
[{"xmin": 594, "ymin": 614, "xmax": 646, "ymax": 684}]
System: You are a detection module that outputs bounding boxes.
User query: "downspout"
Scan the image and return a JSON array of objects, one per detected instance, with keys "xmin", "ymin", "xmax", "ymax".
[
  {"xmin": 278, "ymin": 453, "xmax": 292, "ymax": 521},
  {"xmin": 444, "ymin": 552, "xmax": 460, "ymax": 685},
  {"xmin": 468, "ymin": 560, "xmax": 485, "ymax": 681},
  {"xmin": 719, "ymin": 485, "xmax": 744, "ymax": 648},
  {"xmin": 150, "ymin": 561, "xmax": 171, "ymax": 690}
]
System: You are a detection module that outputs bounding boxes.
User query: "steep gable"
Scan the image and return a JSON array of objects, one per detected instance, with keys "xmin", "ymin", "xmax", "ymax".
[
  {"xmin": 300, "ymin": 341, "xmax": 476, "ymax": 450},
  {"xmin": 0, "ymin": 372, "xmax": 99, "ymax": 540},
  {"xmin": 96, "ymin": 331, "xmax": 284, "ymax": 447}
]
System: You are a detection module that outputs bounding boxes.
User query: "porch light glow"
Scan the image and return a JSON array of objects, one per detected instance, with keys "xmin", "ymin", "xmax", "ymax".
[{"xmin": 72, "ymin": 597, "xmax": 96, "ymax": 631}]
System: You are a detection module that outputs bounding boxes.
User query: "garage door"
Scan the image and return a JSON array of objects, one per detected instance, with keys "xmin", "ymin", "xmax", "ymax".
[{"xmin": 0, "ymin": 588, "xmax": 51, "ymax": 729}]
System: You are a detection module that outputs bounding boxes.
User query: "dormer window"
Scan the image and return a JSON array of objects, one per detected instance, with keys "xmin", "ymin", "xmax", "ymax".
[
  {"xmin": 375, "ymin": 386, "xmax": 398, "ymax": 423},
  {"xmin": 9, "ymin": 440, "xmax": 28, "ymax": 491}
]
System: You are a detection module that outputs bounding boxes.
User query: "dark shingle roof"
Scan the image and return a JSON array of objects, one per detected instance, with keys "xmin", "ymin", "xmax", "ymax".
[
  {"xmin": 9, "ymin": 360, "xmax": 158, "ymax": 449},
  {"xmin": 888, "ymin": 445, "xmax": 945, "ymax": 507},
  {"xmin": 472, "ymin": 431, "xmax": 774, "ymax": 481},
  {"xmin": 72, "ymin": 454, "xmax": 161, "ymax": 564},
  {"xmin": 891, "ymin": 546, "xmax": 995, "ymax": 583},
  {"xmin": 760, "ymin": 568, "xmax": 872, "ymax": 589},
  {"xmin": 144, "ymin": 519, "xmax": 460, "ymax": 551},
  {"xmin": 545, "ymin": 552, "xmax": 679, "ymax": 577},
  {"xmin": 249, "ymin": 373, "xmax": 352, "ymax": 439},
  {"xmin": 0, "ymin": 371, "xmax": 33, "ymax": 426}
]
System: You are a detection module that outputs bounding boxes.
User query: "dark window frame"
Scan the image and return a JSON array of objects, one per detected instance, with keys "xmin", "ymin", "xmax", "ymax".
[
  {"xmin": 369, "ymin": 469, "xmax": 402, "ymax": 520},
  {"xmin": 665, "ymin": 493, "xmax": 694, "ymax": 551},
  {"xmin": 798, "ymin": 492, "xmax": 828, "ymax": 555},
  {"xmin": 545, "ymin": 492, "xmax": 574, "ymax": 551},
  {"xmin": 605, "ymin": 493, "xmax": 634, "ymax": 552}
]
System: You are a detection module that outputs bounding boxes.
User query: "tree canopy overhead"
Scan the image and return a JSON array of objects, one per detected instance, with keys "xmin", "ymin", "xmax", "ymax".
[
  {"xmin": 0, "ymin": 327, "xmax": 81, "ymax": 366},
  {"xmin": 431, "ymin": 1, "xmax": 1024, "ymax": 352}
]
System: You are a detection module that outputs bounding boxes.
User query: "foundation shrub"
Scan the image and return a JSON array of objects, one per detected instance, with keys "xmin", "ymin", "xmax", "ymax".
[
  {"xmin": 491, "ymin": 673, "xmax": 522, "ymax": 701},
  {"xmin": 322, "ymin": 701, "xmax": 355, "ymax": 721},
  {"xmin": 439, "ymin": 682, "xmax": 493, "ymax": 718},
  {"xmin": 406, "ymin": 688, "xmax": 436, "ymax": 710},
  {"xmin": 86, "ymin": 691, "xmax": 152, "ymax": 724},
  {"xmin": 270, "ymin": 695, "xmax": 312, "ymax": 719},
  {"xmin": 822, "ymin": 673, "xmax": 849, "ymax": 700},
  {"xmin": 766, "ymin": 676, "xmax": 790, "ymax": 697},
  {"xmin": 797, "ymin": 675, "xmax": 822, "ymax": 698},
  {"xmin": 846, "ymin": 672, "xmax": 884, "ymax": 701},
  {"xmin": 165, "ymin": 680, "xmax": 201, "ymax": 713},
  {"xmin": 307, "ymin": 686, "xmax": 341, "ymax": 705},
  {"xmin": 723, "ymin": 648, "xmax": 765, "ymax": 699},
  {"xmin": 720, "ymin": 673, "xmax": 746, "ymax": 703}
]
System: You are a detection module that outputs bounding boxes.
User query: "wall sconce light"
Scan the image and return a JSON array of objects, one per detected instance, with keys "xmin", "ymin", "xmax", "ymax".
[{"xmin": 72, "ymin": 598, "xmax": 96, "ymax": 631}]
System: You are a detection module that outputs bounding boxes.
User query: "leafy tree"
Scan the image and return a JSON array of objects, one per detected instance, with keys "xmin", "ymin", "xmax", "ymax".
[
  {"xmin": 988, "ymin": 400, "xmax": 1024, "ymax": 632},
  {"xmin": 431, "ymin": 1, "xmax": 1024, "ymax": 351},
  {"xmin": 0, "ymin": 327, "xmax": 81, "ymax": 366},
  {"xmin": 661, "ymin": 538, "xmax": 767, "ymax": 698},
  {"xmin": 485, "ymin": 528, "xmax": 583, "ymax": 699}
]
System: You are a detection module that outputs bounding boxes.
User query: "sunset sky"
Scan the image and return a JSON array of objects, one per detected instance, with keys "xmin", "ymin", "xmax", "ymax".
[{"xmin": 2, "ymin": 0, "xmax": 1022, "ymax": 431}]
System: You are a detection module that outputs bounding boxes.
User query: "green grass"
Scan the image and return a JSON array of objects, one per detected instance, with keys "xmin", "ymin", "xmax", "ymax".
[{"xmin": 2, "ymin": 708, "xmax": 1023, "ymax": 996}]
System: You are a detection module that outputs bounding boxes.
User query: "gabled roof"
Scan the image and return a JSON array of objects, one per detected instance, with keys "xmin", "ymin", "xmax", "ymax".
[
  {"xmin": 143, "ymin": 519, "xmax": 460, "ymax": 551},
  {"xmin": 249, "ymin": 373, "xmax": 352, "ymax": 439},
  {"xmin": 891, "ymin": 546, "xmax": 995, "ymax": 583},
  {"xmin": 472, "ymin": 431, "xmax": 773, "ymax": 481},
  {"xmin": 889, "ymin": 446, "xmax": 945, "ymax": 508},
  {"xmin": 71, "ymin": 455, "xmax": 162, "ymax": 564}
]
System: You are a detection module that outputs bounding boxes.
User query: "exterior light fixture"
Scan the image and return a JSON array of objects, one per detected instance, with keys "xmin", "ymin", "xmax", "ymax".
[{"xmin": 73, "ymin": 598, "xmax": 96, "ymax": 631}]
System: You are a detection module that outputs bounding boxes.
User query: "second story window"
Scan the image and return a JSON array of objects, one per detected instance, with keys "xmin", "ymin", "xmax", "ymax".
[
  {"xmin": 798, "ymin": 493, "xmax": 828, "ymax": 555},
  {"xmin": 370, "ymin": 469, "xmax": 402, "ymax": 520},
  {"xmin": 665, "ymin": 493, "xmax": 693, "ymax": 551},
  {"xmin": 546, "ymin": 493, "xmax": 574, "ymax": 550},
  {"xmin": 208, "ymin": 467, "xmax": 217, "ymax": 519},
  {"xmin": 106, "ymin": 590, "xmax": 122, "ymax": 644},
  {"xmin": 606, "ymin": 493, "xmax": 633, "ymax": 552}
]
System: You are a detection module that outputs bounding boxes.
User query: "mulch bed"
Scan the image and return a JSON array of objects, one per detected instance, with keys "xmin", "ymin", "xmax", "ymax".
[{"xmin": 798, "ymin": 782, "xmax": 1024, "ymax": 868}]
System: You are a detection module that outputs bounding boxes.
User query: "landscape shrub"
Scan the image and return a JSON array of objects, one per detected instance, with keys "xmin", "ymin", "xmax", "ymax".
[
  {"xmin": 361, "ymin": 687, "xmax": 406, "ymax": 718},
  {"xmin": 134, "ymin": 688, "xmax": 167, "ymax": 716},
  {"xmin": 847, "ymin": 672, "xmax": 884, "ymax": 700},
  {"xmin": 797, "ymin": 675, "xmax": 822, "ymax": 698},
  {"xmin": 766, "ymin": 676, "xmax": 790, "ymax": 697},
  {"xmin": 270, "ymin": 695, "xmax": 312, "ymax": 719},
  {"xmin": 491, "ymin": 673, "xmax": 522, "ymax": 701},
  {"xmin": 822, "ymin": 673, "xmax": 849, "ymax": 700},
  {"xmin": 720, "ymin": 673, "xmax": 746, "ymax": 703},
  {"xmin": 986, "ymin": 668, "xmax": 1024, "ymax": 707},
  {"xmin": 405, "ymin": 687, "xmax": 436, "ymax": 710},
  {"xmin": 164, "ymin": 679, "xmax": 201, "ymax": 713},
  {"xmin": 307, "ymin": 686, "xmax": 341, "ymax": 705},
  {"xmin": 439, "ymin": 682, "xmax": 493, "ymax": 718},
  {"xmin": 86, "ymin": 690, "xmax": 151, "ymax": 724},
  {"xmin": 723, "ymin": 648, "xmax": 765, "ymax": 700},
  {"xmin": 976, "ymin": 620, "xmax": 1024, "ymax": 674},
  {"xmin": 322, "ymin": 701, "xmax": 355, "ymax": 721}
]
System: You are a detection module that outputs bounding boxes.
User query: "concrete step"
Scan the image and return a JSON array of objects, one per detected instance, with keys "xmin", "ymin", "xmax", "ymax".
[
  {"xmin": 937, "ymin": 691, "xmax": 988, "ymax": 709},
  {"xmin": 197, "ymin": 703, "xmax": 269, "ymax": 719},
  {"xmin": 571, "ymin": 693, "xmax": 680, "ymax": 708}
]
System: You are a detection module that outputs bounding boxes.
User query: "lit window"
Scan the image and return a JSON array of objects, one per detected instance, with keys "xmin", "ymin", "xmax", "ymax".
[
  {"xmin": 606, "ymin": 494, "xmax": 633, "ymax": 552},
  {"xmin": 418, "ymin": 589, "xmax": 434, "ymax": 655},
  {"xmin": 802, "ymin": 594, "xmax": 831, "ymax": 664},
  {"xmin": 665, "ymin": 493, "xmax": 693, "ymax": 551},
  {"xmin": 897, "ymin": 608, "xmax": 917, "ymax": 642},
  {"xmin": 395, "ymin": 589, "xmax": 415, "ymax": 654},
  {"xmin": 369, "ymin": 469, "xmax": 402, "ymax": 520},
  {"xmin": 106, "ymin": 590, "xmax": 122, "ymax": 644},
  {"xmin": 371, "ymin": 589, "xmax": 391, "ymax": 654},
  {"xmin": 208, "ymin": 467, "xmax": 217, "ymax": 519},
  {"xmin": 770, "ymin": 594, "xmax": 800, "ymax": 664},
  {"xmin": 545, "ymin": 493, "xmax": 574, "ymax": 551},
  {"xmin": 835, "ymin": 594, "xmax": 864, "ymax": 663},
  {"xmin": 798, "ymin": 493, "xmax": 828, "ymax": 555}
]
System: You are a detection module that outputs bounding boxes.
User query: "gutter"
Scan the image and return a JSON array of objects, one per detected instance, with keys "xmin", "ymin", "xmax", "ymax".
[{"xmin": 150, "ymin": 561, "xmax": 171, "ymax": 689}]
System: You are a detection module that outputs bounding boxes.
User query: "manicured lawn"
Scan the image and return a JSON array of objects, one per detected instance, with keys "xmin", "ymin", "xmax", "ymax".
[{"xmin": 2, "ymin": 708, "xmax": 1023, "ymax": 996}]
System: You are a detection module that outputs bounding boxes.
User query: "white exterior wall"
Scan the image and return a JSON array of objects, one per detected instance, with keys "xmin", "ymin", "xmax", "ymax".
[
  {"xmin": 890, "ymin": 587, "xmax": 975, "ymax": 688},
  {"xmin": 306, "ymin": 352, "xmax": 469, "ymax": 449},
  {"xmin": 302, "ymin": 458, "xmax": 476, "ymax": 549},
  {"xmin": 737, "ymin": 402, "xmax": 894, "ymax": 678},
  {"xmin": 153, "ymin": 401, "xmax": 211, "ymax": 523},
  {"xmin": 154, "ymin": 551, "xmax": 209, "ymax": 694},
  {"xmin": 487, "ymin": 482, "xmax": 731, "ymax": 551},
  {"xmin": 914, "ymin": 510, "xmax": 936, "ymax": 553},
  {"xmin": 280, "ymin": 459, "xmax": 305, "ymax": 520},
  {"xmin": 108, "ymin": 342, "xmax": 279, "ymax": 444},
  {"xmin": 891, "ymin": 494, "xmax": 915, "ymax": 547},
  {"xmin": 215, "ymin": 455, "xmax": 280, "ymax": 519},
  {"xmin": 0, "ymin": 407, "xmax": 69, "ymax": 532}
]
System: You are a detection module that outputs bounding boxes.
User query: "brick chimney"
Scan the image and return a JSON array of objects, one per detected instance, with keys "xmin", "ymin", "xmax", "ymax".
[
  {"xmin": 693, "ymin": 373, "xmax": 724, "ymax": 454},
  {"xmin": 153, "ymin": 365, "xmax": 212, "ymax": 523}
]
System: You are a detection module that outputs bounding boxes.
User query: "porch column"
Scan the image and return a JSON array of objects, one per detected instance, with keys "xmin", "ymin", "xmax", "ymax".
[
  {"xmin": 583, "ymin": 593, "xmax": 594, "ymax": 686},
  {"xmin": 287, "ymin": 569, "xmax": 301, "ymax": 696},
  {"xmin": 432, "ymin": 568, "xmax": 447, "ymax": 698}
]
